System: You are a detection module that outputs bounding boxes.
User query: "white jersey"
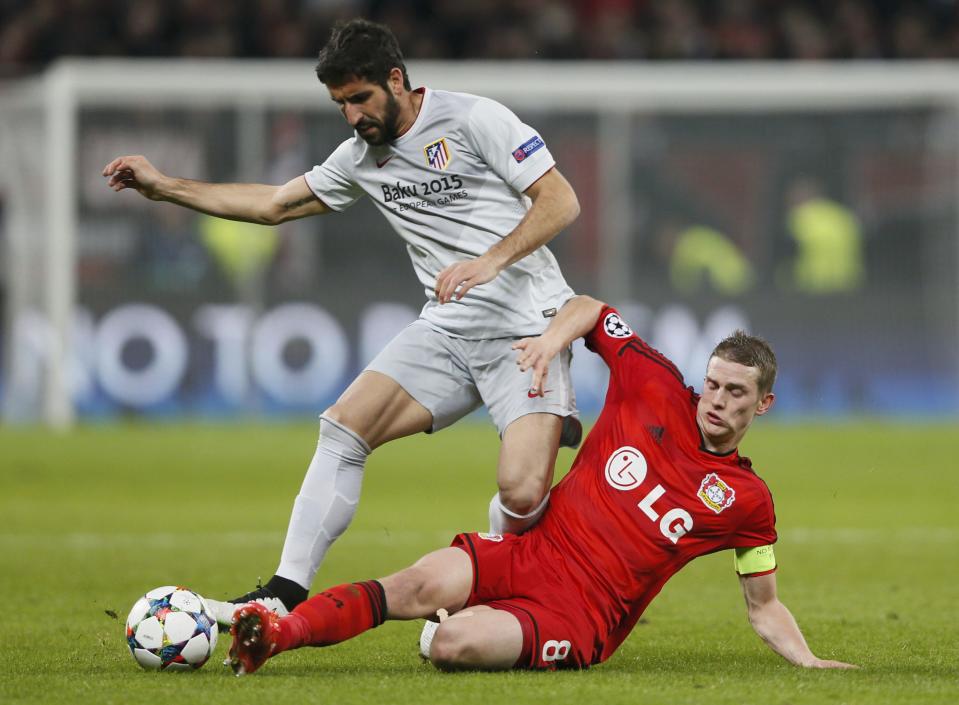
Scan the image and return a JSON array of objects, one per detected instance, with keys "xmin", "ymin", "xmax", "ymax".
[{"xmin": 304, "ymin": 88, "xmax": 575, "ymax": 339}]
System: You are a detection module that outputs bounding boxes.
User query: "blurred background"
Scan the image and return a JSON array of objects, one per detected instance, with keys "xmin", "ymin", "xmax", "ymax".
[
  {"xmin": 1, "ymin": 0, "xmax": 958, "ymax": 424},
  {"xmin": 3, "ymin": 0, "xmax": 959, "ymax": 66}
]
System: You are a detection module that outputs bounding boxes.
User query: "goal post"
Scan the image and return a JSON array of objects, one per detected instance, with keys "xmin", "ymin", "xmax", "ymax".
[{"xmin": 2, "ymin": 59, "xmax": 958, "ymax": 426}]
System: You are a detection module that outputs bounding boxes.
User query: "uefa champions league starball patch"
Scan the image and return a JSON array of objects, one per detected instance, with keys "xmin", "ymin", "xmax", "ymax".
[
  {"xmin": 697, "ymin": 473, "xmax": 736, "ymax": 513},
  {"xmin": 603, "ymin": 312, "xmax": 632, "ymax": 338}
]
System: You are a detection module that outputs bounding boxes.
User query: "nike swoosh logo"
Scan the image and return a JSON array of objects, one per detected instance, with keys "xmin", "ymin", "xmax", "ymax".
[
  {"xmin": 376, "ymin": 156, "xmax": 394, "ymax": 168},
  {"xmin": 527, "ymin": 389, "xmax": 552, "ymax": 398}
]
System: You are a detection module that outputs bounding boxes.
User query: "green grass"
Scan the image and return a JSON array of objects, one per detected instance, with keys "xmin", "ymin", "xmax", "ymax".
[{"xmin": 1, "ymin": 421, "xmax": 957, "ymax": 704}]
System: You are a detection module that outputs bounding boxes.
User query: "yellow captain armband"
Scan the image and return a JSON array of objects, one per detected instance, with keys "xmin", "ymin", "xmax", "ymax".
[{"xmin": 734, "ymin": 545, "xmax": 777, "ymax": 576}]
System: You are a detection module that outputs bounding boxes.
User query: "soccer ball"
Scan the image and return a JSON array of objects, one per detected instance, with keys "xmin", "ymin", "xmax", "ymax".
[{"xmin": 125, "ymin": 586, "xmax": 218, "ymax": 671}]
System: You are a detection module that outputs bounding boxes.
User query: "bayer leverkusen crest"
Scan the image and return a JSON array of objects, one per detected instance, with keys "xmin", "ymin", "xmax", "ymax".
[{"xmin": 697, "ymin": 473, "xmax": 736, "ymax": 513}]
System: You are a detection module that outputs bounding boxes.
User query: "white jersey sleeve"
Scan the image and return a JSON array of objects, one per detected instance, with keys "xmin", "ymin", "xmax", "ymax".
[
  {"xmin": 465, "ymin": 98, "xmax": 556, "ymax": 194},
  {"xmin": 304, "ymin": 139, "xmax": 365, "ymax": 211}
]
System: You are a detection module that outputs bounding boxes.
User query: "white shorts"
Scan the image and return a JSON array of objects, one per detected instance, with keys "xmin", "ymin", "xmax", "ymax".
[{"xmin": 365, "ymin": 320, "xmax": 577, "ymax": 435}]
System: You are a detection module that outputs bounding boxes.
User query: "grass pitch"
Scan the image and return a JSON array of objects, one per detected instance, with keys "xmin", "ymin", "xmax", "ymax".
[{"xmin": 1, "ymin": 420, "xmax": 957, "ymax": 704}]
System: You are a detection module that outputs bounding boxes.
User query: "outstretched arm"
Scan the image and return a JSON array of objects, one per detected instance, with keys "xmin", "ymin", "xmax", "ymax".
[
  {"xmin": 740, "ymin": 572, "xmax": 857, "ymax": 669},
  {"xmin": 102, "ymin": 154, "xmax": 330, "ymax": 225},
  {"xmin": 434, "ymin": 167, "xmax": 580, "ymax": 303},
  {"xmin": 513, "ymin": 295, "xmax": 606, "ymax": 396}
]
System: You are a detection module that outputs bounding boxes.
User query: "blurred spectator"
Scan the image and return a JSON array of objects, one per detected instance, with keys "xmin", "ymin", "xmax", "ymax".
[
  {"xmin": 713, "ymin": 0, "xmax": 774, "ymax": 60},
  {"xmin": 780, "ymin": 177, "xmax": 864, "ymax": 295},
  {"xmin": 121, "ymin": 1, "xmax": 173, "ymax": 57},
  {"xmin": 891, "ymin": 7, "xmax": 935, "ymax": 58},
  {"xmin": 199, "ymin": 214, "xmax": 278, "ymax": 294},
  {"xmin": 835, "ymin": 0, "xmax": 882, "ymax": 58},
  {"xmin": 779, "ymin": 4, "xmax": 833, "ymax": 60},
  {"xmin": 580, "ymin": 0, "xmax": 645, "ymax": 59},
  {"xmin": 659, "ymin": 219, "xmax": 756, "ymax": 297},
  {"xmin": 649, "ymin": 0, "xmax": 712, "ymax": 59},
  {"xmin": 1, "ymin": 0, "xmax": 958, "ymax": 76}
]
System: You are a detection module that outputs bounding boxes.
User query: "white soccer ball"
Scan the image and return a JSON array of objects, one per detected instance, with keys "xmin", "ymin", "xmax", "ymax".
[{"xmin": 125, "ymin": 586, "xmax": 218, "ymax": 671}]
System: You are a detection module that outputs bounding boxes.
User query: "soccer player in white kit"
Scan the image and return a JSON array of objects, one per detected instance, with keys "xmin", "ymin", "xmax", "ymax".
[{"xmin": 103, "ymin": 19, "xmax": 582, "ymax": 624}]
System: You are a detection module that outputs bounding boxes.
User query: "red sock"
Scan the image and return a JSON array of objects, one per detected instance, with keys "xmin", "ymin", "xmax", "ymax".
[{"xmin": 275, "ymin": 580, "xmax": 387, "ymax": 653}]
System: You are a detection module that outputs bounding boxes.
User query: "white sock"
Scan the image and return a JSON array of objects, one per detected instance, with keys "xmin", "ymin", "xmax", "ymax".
[
  {"xmin": 487, "ymin": 491, "xmax": 550, "ymax": 535},
  {"xmin": 275, "ymin": 415, "xmax": 370, "ymax": 589}
]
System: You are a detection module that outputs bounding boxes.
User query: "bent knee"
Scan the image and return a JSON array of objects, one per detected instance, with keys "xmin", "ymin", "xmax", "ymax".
[
  {"xmin": 497, "ymin": 483, "xmax": 547, "ymax": 517},
  {"xmin": 429, "ymin": 622, "xmax": 479, "ymax": 670},
  {"xmin": 429, "ymin": 609, "xmax": 523, "ymax": 671},
  {"xmin": 322, "ymin": 403, "xmax": 353, "ymax": 430},
  {"xmin": 322, "ymin": 404, "xmax": 375, "ymax": 443}
]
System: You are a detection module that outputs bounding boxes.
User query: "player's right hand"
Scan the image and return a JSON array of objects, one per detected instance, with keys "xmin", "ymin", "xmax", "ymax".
[
  {"xmin": 513, "ymin": 336, "xmax": 559, "ymax": 397},
  {"xmin": 102, "ymin": 155, "xmax": 167, "ymax": 200},
  {"xmin": 807, "ymin": 658, "xmax": 859, "ymax": 669}
]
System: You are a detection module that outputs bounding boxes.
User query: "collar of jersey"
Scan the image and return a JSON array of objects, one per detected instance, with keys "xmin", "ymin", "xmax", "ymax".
[
  {"xmin": 391, "ymin": 86, "xmax": 431, "ymax": 147},
  {"xmin": 696, "ymin": 425, "xmax": 739, "ymax": 459}
]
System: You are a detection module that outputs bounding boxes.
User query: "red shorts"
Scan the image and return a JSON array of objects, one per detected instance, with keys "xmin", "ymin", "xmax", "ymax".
[{"xmin": 451, "ymin": 532, "xmax": 607, "ymax": 670}]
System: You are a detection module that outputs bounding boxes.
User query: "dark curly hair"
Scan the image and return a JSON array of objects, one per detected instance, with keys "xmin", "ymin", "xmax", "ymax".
[{"xmin": 315, "ymin": 19, "xmax": 411, "ymax": 90}]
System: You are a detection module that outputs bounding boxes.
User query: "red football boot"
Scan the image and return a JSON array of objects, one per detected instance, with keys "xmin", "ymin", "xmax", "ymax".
[{"xmin": 228, "ymin": 602, "xmax": 281, "ymax": 676}]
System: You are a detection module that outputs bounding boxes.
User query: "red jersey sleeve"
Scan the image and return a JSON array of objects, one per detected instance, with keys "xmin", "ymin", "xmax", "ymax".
[
  {"xmin": 584, "ymin": 306, "xmax": 689, "ymax": 394},
  {"xmin": 731, "ymin": 480, "xmax": 778, "ymax": 548}
]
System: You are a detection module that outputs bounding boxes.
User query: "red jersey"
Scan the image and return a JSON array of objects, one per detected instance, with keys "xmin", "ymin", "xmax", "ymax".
[{"xmin": 535, "ymin": 306, "xmax": 777, "ymax": 663}]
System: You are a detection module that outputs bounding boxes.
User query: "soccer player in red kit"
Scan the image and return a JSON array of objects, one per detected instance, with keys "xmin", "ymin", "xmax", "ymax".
[{"xmin": 228, "ymin": 296, "xmax": 856, "ymax": 674}]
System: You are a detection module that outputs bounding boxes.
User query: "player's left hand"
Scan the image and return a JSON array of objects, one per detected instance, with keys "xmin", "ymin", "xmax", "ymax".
[
  {"xmin": 513, "ymin": 336, "xmax": 560, "ymax": 397},
  {"xmin": 434, "ymin": 256, "xmax": 500, "ymax": 304},
  {"xmin": 806, "ymin": 658, "xmax": 859, "ymax": 669}
]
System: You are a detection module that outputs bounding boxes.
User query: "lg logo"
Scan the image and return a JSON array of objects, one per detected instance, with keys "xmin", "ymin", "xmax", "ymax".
[
  {"xmin": 542, "ymin": 639, "xmax": 571, "ymax": 662},
  {"xmin": 605, "ymin": 446, "xmax": 647, "ymax": 490},
  {"xmin": 603, "ymin": 445, "xmax": 695, "ymax": 545}
]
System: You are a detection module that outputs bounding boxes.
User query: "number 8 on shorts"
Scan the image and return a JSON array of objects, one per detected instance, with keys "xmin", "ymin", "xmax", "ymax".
[{"xmin": 542, "ymin": 639, "xmax": 571, "ymax": 662}]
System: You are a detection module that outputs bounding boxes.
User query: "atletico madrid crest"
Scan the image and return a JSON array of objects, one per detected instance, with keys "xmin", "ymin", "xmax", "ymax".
[
  {"xmin": 697, "ymin": 473, "xmax": 736, "ymax": 513},
  {"xmin": 424, "ymin": 138, "xmax": 452, "ymax": 169}
]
